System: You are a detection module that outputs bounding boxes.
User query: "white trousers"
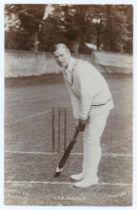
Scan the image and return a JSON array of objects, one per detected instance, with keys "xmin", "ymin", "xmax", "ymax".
[{"xmin": 82, "ymin": 112, "xmax": 109, "ymax": 181}]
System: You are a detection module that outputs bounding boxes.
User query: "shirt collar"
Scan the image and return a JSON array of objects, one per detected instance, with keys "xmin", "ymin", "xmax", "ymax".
[{"xmin": 63, "ymin": 57, "xmax": 77, "ymax": 73}]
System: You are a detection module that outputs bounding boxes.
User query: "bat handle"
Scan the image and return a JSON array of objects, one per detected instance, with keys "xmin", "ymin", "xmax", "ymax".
[{"xmin": 74, "ymin": 126, "xmax": 80, "ymax": 139}]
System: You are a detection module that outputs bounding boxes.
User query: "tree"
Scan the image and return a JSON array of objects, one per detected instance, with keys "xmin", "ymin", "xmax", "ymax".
[
  {"xmin": 5, "ymin": 4, "xmax": 133, "ymax": 54},
  {"xmin": 42, "ymin": 4, "xmax": 132, "ymax": 53},
  {"xmin": 5, "ymin": 4, "xmax": 46, "ymax": 51},
  {"xmin": 102, "ymin": 5, "xmax": 133, "ymax": 53}
]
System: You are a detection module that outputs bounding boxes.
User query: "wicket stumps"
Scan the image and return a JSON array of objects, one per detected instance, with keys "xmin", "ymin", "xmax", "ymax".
[{"xmin": 52, "ymin": 107, "xmax": 67, "ymax": 153}]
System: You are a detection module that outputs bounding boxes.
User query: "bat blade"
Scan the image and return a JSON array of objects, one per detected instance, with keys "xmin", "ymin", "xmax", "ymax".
[{"xmin": 54, "ymin": 128, "xmax": 79, "ymax": 177}]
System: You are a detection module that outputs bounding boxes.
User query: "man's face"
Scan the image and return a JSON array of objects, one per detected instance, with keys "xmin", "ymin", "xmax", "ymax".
[{"xmin": 53, "ymin": 48, "xmax": 71, "ymax": 68}]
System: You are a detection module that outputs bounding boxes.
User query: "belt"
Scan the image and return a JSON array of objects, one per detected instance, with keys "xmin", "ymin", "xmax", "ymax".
[{"xmin": 91, "ymin": 98, "xmax": 112, "ymax": 107}]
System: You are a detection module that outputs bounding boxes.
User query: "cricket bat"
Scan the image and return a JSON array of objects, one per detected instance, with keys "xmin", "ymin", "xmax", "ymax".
[{"xmin": 54, "ymin": 127, "xmax": 79, "ymax": 177}]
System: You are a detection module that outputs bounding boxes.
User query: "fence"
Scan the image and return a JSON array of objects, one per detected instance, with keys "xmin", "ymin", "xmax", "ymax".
[
  {"xmin": 5, "ymin": 50, "xmax": 62, "ymax": 77},
  {"xmin": 5, "ymin": 50, "xmax": 132, "ymax": 78},
  {"xmin": 92, "ymin": 51, "xmax": 133, "ymax": 74}
]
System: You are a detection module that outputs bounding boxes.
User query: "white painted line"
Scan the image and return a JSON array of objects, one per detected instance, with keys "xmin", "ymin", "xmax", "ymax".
[
  {"xmin": 5, "ymin": 105, "xmax": 72, "ymax": 124},
  {"xmin": 102, "ymin": 153, "xmax": 132, "ymax": 157},
  {"xmin": 100, "ymin": 183, "xmax": 132, "ymax": 186},
  {"xmin": 5, "ymin": 151, "xmax": 58, "ymax": 155},
  {"xmin": 5, "ymin": 150, "xmax": 132, "ymax": 157},
  {"xmin": 5, "ymin": 181, "xmax": 72, "ymax": 185},
  {"xmin": 5, "ymin": 180, "xmax": 132, "ymax": 186},
  {"xmin": 5, "ymin": 151, "xmax": 83, "ymax": 155},
  {"xmin": 6, "ymin": 93, "xmax": 69, "ymax": 107},
  {"xmin": 5, "ymin": 110, "xmax": 51, "ymax": 124}
]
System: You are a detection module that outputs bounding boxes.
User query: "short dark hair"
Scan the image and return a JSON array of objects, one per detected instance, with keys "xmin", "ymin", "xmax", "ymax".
[{"xmin": 51, "ymin": 43, "xmax": 70, "ymax": 54}]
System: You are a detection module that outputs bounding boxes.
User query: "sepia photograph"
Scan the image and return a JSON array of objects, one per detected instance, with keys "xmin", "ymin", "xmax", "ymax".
[{"xmin": 4, "ymin": 2, "xmax": 133, "ymax": 206}]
